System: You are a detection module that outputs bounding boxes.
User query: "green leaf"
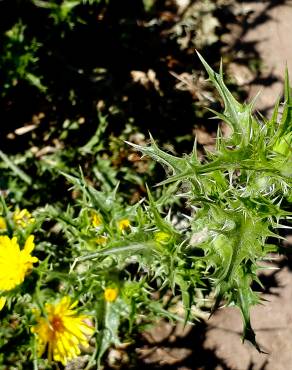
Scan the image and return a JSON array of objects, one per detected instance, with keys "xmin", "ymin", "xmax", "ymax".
[
  {"xmin": 126, "ymin": 134, "xmax": 189, "ymax": 175},
  {"xmin": 0, "ymin": 150, "xmax": 32, "ymax": 185},
  {"xmin": 197, "ymin": 51, "xmax": 257, "ymax": 146},
  {"xmin": 280, "ymin": 67, "xmax": 292, "ymax": 135}
]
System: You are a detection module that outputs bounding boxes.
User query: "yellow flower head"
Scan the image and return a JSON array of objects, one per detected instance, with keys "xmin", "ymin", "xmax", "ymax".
[
  {"xmin": 0, "ymin": 235, "xmax": 38, "ymax": 291},
  {"xmin": 104, "ymin": 287, "xmax": 118, "ymax": 302},
  {"xmin": 95, "ymin": 235, "xmax": 108, "ymax": 245},
  {"xmin": 154, "ymin": 231, "xmax": 171, "ymax": 244},
  {"xmin": 32, "ymin": 297, "xmax": 94, "ymax": 365},
  {"xmin": 13, "ymin": 208, "xmax": 35, "ymax": 228},
  {"xmin": 117, "ymin": 219, "xmax": 130, "ymax": 231},
  {"xmin": 91, "ymin": 212, "xmax": 102, "ymax": 228},
  {"xmin": 0, "ymin": 217, "xmax": 6, "ymax": 231}
]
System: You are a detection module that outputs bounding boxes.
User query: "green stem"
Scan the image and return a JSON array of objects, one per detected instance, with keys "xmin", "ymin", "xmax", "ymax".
[
  {"xmin": 0, "ymin": 194, "xmax": 13, "ymax": 237},
  {"xmin": 70, "ymin": 243, "xmax": 149, "ymax": 272},
  {"xmin": 33, "ymin": 336, "xmax": 38, "ymax": 370}
]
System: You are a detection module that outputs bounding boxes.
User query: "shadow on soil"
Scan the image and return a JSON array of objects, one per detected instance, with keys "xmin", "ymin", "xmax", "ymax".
[
  {"xmin": 116, "ymin": 321, "xmax": 236, "ymax": 370},
  {"xmin": 117, "ymin": 320, "xmax": 270, "ymax": 370},
  {"xmin": 220, "ymin": 0, "xmax": 291, "ymax": 116}
]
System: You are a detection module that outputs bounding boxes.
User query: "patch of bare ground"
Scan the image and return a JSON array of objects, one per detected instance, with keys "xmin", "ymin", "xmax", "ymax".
[{"xmin": 241, "ymin": 0, "xmax": 292, "ymax": 114}]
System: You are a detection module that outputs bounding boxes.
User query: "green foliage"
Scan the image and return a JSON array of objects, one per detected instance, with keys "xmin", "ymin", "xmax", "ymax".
[
  {"xmin": 0, "ymin": 21, "xmax": 45, "ymax": 95},
  {"xmin": 0, "ymin": 0, "xmax": 291, "ymax": 366},
  {"xmin": 0, "ymin": 54, "xmax": 291, "ymax": 367},
  {"xmin": 128, "ymin": 53, "xmax": 292, "ymax": 348},
  {"xmin": 33, "ymin": 0, "xmax": 103, "ymax": 26}
]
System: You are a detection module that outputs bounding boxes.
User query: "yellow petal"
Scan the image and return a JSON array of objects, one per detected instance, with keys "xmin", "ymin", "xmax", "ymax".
[
  {"xmin": 24, "ymin": 235, "xmax": 35, "ymax": 254},
  {"xmin": 0, "ymin": 297, "xmax": 6, "ymax": 310}
]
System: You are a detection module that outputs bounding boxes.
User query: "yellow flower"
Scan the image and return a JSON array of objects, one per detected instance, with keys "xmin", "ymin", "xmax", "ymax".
[
  {"xmin": 0, "ymin": 217, "xmax": 6, "ymax": 230},
  {"xmin": 95, "ymin": 235, "xmax": 108, "ymax": 245},
  {"xmin": 117, "ymin": 219, "xmax": 130, "ymax": 231},
  {"xmin": 104, "ymin": 287, "xmax": 118, "ymax": 302},
  {"xmin": 92, "ymin": 212, "xmax": 102, "ymax": 228},
  {"xmin": 13, "ymin": 208, "xmax": 35, "ymax": 228},
  {"xmin": 0, "ymin": 235, "xmax": 38, "ymax": 291},
  {"xmin": 32, "ymin": 296, "xmax": 94, "ymax": 365},
  {"xmin": 154, "ymin": 231, "xmax": 171, "ymax": 244}
]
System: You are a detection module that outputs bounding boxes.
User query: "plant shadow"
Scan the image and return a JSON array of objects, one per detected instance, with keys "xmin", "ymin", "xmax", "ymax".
[{"xmin": 112, "ymin": 319, "xmax": 272, "ymax": 370}]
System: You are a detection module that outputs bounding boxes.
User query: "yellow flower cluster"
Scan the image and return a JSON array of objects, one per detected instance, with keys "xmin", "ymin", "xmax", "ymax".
[
  {"xmin": 32, "ymin": 296, "xmax": 94, "ymax": 365},
  {"xmin": 0, "ymin": 206, "xmax": 124, "ymax": 365},
  {"xmin": 0, "ymin": 208, "xmax": 34, "ymax": 231},
  {"xmin": 13, "ymin": 208, "xmax": 35, "ymax": 228}
]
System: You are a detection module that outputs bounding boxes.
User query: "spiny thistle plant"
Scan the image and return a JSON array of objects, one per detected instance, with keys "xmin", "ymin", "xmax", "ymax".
[
  {"xmin": 0, "ymin": 54, "xmax": 291, "ymax": 368},
  {"xmin": 128, "ymin": 52, "xmax": 292, "ymax": 349}
]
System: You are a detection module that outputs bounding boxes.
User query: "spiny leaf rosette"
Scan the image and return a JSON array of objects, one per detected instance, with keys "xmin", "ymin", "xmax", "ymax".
[{"xmin": 128, "ymin": 53, "xmax": 292, "ymax": 349}]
